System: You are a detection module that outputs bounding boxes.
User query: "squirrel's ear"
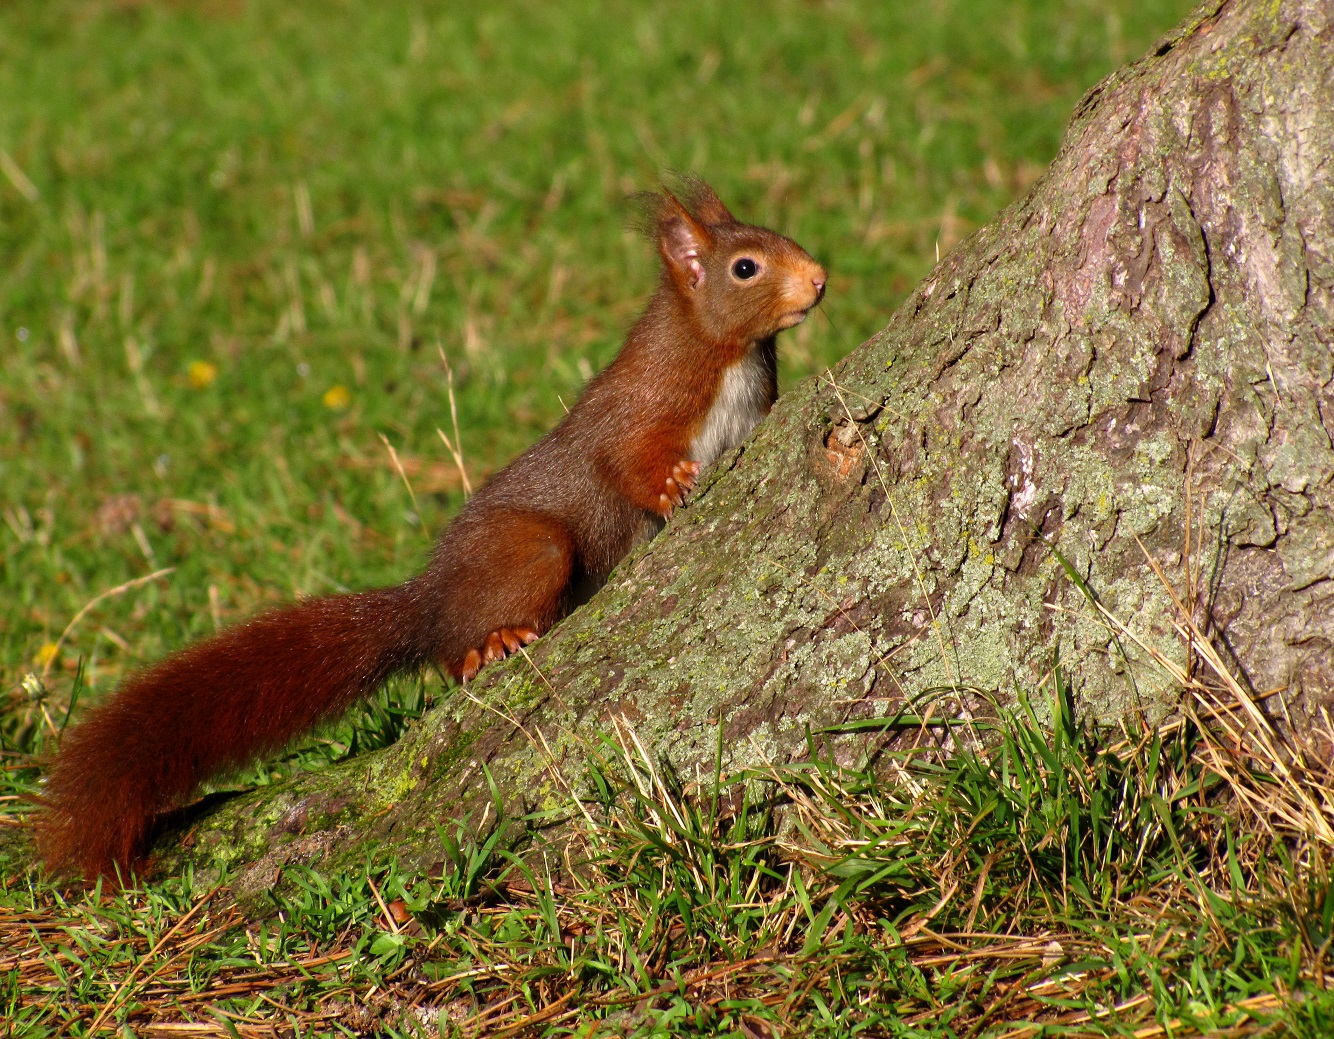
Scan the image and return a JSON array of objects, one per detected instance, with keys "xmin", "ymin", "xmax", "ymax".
[
  {"xmin": 679, "ymin": 177, "xmax": 734, "ymax": 225},
  {"xmin": 657, "ymin": 193, "xmax": 710, "ymax": 290}
]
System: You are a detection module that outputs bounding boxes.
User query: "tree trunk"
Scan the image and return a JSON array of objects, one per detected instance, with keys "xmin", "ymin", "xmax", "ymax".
[{"xmin": 168, "ymin": 0, "xmax": 1334, "ymax": 892}]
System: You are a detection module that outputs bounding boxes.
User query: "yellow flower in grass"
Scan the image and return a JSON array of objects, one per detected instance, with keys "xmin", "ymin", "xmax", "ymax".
[
  {"xmin": 323, "ymin": 384, "xmax": 351, "ymax": 410},
  {"xmin": 187, "ymin": 360, "xmax": 218, "ymax": 388},
  {"xmin": 34, "ymin": 642, "xmax": 59, "ymax": 668}
]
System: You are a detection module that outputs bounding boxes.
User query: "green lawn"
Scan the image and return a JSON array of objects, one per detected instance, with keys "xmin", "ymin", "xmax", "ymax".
[{"xmin": 0, "ymin": 0, "xmax": 1193, "ymax": 699}]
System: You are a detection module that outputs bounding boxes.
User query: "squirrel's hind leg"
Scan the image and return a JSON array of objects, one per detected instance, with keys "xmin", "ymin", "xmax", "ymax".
[{"xmin": 439, "ymin": 510, "xmax": 575, "ymax": 681}]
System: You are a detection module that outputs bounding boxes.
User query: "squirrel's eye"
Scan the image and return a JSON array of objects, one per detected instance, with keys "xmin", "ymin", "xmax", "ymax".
[{"xmin": 731, "ymin": 257, "xmax": 759, "ymax": 280}]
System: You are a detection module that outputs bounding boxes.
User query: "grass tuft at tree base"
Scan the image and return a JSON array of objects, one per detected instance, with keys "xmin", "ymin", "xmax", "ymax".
[{"xmin": 4, "ymin": 665, "xmax": 1334, "ymax": 1036}]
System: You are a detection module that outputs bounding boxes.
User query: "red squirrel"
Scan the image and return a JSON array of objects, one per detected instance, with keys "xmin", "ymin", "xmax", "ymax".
[{"xmin": 34, "ymin": 179, "xmax": 827, "ymax": 882}]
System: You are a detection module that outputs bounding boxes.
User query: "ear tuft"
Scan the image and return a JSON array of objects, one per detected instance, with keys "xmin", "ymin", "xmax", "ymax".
[{"xmin": 675, "ymin": 175, "xmax": 734, "ymax": 225}]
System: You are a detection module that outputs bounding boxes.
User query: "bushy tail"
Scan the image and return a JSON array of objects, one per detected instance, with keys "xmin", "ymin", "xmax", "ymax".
[{"xmin": 34, "ymin": 584, "xmax": 431, "ymax": 882}]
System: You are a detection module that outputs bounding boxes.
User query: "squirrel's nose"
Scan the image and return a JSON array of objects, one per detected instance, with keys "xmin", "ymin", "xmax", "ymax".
[{"xmin": 811, "ymin": 273, "xmax": 827, "ymax": 298}]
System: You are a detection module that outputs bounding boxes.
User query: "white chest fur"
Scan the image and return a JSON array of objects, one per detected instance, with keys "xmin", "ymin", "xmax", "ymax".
[{"xmin": 689, "ymin": 347, "xmax": 775, "ymax": 466}]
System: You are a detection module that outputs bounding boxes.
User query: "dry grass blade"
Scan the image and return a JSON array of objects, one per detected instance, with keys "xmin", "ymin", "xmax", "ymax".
[
  {"xmin": 436, "ymin": 341, "xmax": 473, "ymax": 498},
  {"xmin": 40, "ymin": 567, "xmax": 175, "ymax": 682},
  {"xmin": 378, "ymin": 432, "xmax": 422, "ymax": 524},
  {"xmin": 0, "ymin": 147, "xmax": 40, "ymax": 202},
  {"xmin": 1087, "ymin": 535, "xmax": 1334, "ymax": 847}
]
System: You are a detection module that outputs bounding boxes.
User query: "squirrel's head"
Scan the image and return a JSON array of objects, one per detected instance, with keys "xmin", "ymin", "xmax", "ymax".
[{"xmin": 648, "ymin": 179, "xmax": 827, "ymax": 345}]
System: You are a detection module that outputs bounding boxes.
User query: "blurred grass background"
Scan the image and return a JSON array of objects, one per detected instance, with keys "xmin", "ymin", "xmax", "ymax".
[{"xmin": 0, "ymin": 0, "xmax": 1195, "ymax": 716}]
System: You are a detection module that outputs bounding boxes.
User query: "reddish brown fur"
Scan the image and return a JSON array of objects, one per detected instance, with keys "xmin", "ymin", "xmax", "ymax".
[
  {"xmin": 35, "ymin": 179, "xmax": 826, "ymax": 882},
  {"xmin": 35, "ymin": 588, "xmax": 430, "ymax": 879}
]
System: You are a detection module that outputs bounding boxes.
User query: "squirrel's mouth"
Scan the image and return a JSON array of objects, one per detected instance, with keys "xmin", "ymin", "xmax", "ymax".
[
  {"xmin": 776, "ymin": 282, "xmax": 826, "ymax": 330},
  {"xmin": 777, "ymin": 303, "xmax": 819, "ymax": 329}
]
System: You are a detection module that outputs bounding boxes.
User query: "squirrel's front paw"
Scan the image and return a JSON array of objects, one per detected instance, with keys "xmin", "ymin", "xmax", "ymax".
[{"xmin": 656, "ymin": 460, "xmax": 702, "ymax": 518}]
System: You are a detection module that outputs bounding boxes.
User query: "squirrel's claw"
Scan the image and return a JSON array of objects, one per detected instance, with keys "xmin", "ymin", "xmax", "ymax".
[
  {"xmin": 657, "ymin": 460, "xmax": 703, "ymax": 518},
  {"xmin": 459, "ymin": 648, "xmax": 483, "ymax": 682},
  {"xmin": 674, "ymin": 459, "xmax": 702, "ymax": 491},
  {"xmin": 461, "ymin": 626, "xmax": 541, "ymax": 680}
]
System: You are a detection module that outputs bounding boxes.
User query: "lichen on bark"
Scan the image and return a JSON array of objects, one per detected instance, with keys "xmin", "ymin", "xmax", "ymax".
[{"xmin": 165, "ymin": 0, "xmax": 1334, "ymax": 887}]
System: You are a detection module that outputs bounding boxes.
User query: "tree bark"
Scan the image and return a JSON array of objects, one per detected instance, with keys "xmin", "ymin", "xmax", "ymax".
[{"xmin": 166, "ymin": 0, "xmax": 1334, "ymax": 892}]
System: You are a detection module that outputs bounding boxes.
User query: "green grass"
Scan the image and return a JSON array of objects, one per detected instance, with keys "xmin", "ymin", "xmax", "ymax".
[{"xmin": 0, "ymin": 0, "xmax": 1192, "ymax": 701}]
